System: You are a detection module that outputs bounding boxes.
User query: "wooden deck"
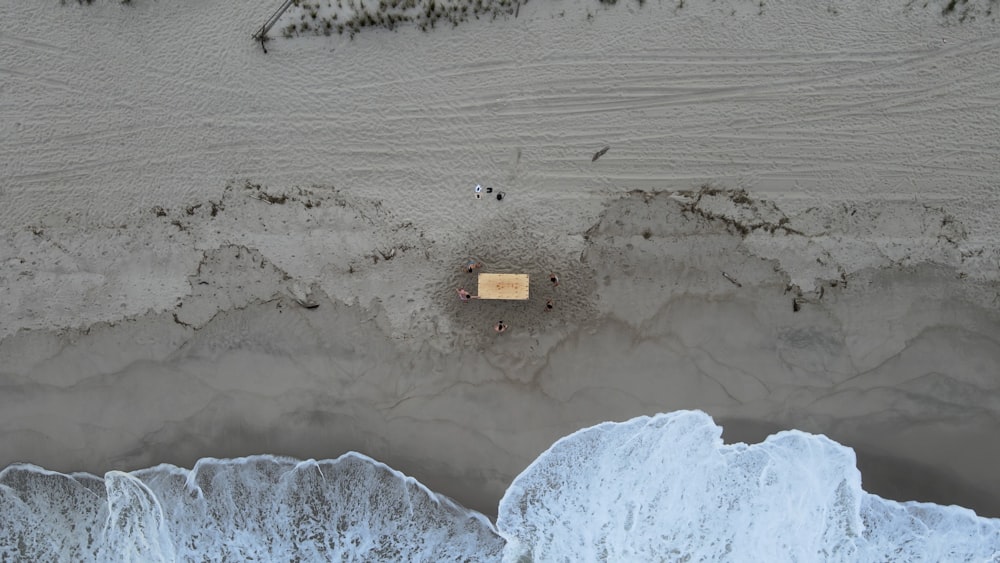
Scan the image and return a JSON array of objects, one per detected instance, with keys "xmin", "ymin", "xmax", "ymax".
[{"xmin": 477, "ymin": 273, "xmax": 530, "ymax": 300}]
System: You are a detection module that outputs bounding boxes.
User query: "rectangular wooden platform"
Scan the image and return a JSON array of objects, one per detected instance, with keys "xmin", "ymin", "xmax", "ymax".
[{"xmin": 477, "ymin": 273, "xmax": 530, "ymax": 300}]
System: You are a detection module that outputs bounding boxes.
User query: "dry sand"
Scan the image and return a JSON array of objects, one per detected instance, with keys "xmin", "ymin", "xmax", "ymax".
[{"xmin": 2, "ymin": 0, "xmax": 999, "ymax": 518}]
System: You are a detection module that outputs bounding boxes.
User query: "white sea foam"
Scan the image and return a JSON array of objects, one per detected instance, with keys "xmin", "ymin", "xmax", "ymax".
[
  {"xmin": 2, "ymin": 412, "xmax": 998, "ymax": 561},
  {"xmin": 496, "ymin": 410, "xmax": 1000, "ymax": 562},
  {"xmin": 1, "ymin": 453, "xmax": 503, "ymax": 562}
]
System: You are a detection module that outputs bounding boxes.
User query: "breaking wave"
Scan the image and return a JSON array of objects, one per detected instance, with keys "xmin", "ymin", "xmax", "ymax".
[
  {"xmin": 497, "ymin": 411, "xmax": 1000, "ymax": 562},
  {"xmin": 1, "ymin": 453, "xmax": 502, "ymax": 561},
  {"xmin": 2, "ymin": 411, "xmax": 997, "ymax": 561}
]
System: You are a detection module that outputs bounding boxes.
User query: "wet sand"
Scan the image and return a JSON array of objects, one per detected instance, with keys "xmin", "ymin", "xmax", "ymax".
[{"xmin": 2, "ymin": 0, "xmax": 999, "ymax": 519}]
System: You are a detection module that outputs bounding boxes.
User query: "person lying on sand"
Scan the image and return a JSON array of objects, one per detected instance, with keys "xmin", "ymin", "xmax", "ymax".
[
  {"xmin": 465, "ymin": 260, "xmax": 482, "ymax": 273},
  {"xmin": 495, "ymin": 320, "xmax": 507, "ymax": 333},
  {"xmin": 457, "ymin": 288, "xmax": 477, "ymax": 301}
]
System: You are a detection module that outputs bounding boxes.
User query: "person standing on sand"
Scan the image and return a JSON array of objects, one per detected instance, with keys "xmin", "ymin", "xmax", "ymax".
[
  {"xmin": 545, "ymin": 299, "xmax": 554, "ymax": 311},
  {"xmin": 549, "ymin": 273, "xmax": 560, "ymax": 287},
  {"xmin": 495, "ymin": 320, "xmax": 507, "ymax": 333}
]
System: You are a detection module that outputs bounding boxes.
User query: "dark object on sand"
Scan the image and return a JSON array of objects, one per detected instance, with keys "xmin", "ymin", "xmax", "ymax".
[
  {"xmin": 496, "ymin": 191, "xmax": 505, "ymax": 201},
  {"xmin": 295, "ymin": 298, "xmax": 319, "ymax": 309},
  {"xmin": 291, "ymin": 283, "xmax": 320, "ymax": 309},
  {"xmin": 592, "ymin": 146, "xmax": 610, "ymax": 162},
  {"xmin": 792, "ymin": 298, "xmax": 806, "ymax": 313}
]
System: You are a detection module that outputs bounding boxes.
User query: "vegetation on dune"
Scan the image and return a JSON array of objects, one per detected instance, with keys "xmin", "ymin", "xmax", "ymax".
[
  {"xmin": 59, "ymin": 0, "xmax": 997, "ymax": 40},
  {"xmin": 278, "ymin": 0, "xmax": 529, "ymax": 39},
  {"xmin": 270, "ymin": 0, "xmax": 995, "ymax": 41},
  {"xmin": 62, "ymin": 0, "xmax": 133, "ymax": 4}
]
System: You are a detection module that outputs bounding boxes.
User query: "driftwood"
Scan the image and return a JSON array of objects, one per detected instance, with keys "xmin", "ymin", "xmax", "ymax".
[
  {"xmin": 248, "ymin": 192, "xmax": 287, "ymax": 205},
  {"xmin": 721, "ymin": 271, "xmax": 742, "ymax": 288}
]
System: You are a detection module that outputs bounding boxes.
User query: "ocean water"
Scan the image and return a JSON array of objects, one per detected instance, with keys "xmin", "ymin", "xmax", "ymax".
[{"xmin": 1, "ymin": 411, "xmax": 997, "ymax": 562}]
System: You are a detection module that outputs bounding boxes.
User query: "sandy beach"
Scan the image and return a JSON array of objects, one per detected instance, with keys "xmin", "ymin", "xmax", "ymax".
[{"xmin": 2, "ymin": 0, "xmax": 1000, "ymax": 523}]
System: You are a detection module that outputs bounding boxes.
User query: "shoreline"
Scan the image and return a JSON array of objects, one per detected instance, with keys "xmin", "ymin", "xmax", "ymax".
[{"xmin": 2, "ymin": 256, "xmax": 999, "ymax": 519}]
